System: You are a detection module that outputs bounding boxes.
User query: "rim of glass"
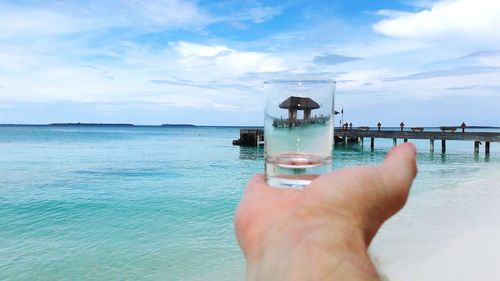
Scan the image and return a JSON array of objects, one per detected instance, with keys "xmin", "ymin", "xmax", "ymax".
[{"xmin": 264, "ymin": 79, "xmax": 335, "ymax": 85}]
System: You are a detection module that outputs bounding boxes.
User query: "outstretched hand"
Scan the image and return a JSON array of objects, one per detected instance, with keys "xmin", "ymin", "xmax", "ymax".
[{"xmin": 235, "ymin": 143, "xmax": 417, "ymax": 281}]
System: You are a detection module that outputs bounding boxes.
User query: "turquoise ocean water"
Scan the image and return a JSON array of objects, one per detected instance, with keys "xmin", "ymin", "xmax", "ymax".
[{"xmin": 0, "ymin": 125, "xmax": 499, "ymax": 280}]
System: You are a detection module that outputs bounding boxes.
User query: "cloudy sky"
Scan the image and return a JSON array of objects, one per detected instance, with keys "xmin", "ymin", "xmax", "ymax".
[{"xmin": 0, "ymin": 0, "xmax": 499, "ymax": 126}]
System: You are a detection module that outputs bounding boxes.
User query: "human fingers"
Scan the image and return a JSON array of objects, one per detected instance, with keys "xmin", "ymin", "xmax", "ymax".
[
  {"xmin": 304, "ymin": 143, "xmax": 416, "ymax": 243},
  {"xmin": 235, "ymin": 175, "xmax": 266, "ymax": 245},
  {"xmin": 235, "ymin": 174, "xmax": 275, "ymax": 238},
  {"xmin": 345, "ymin": 143, "xmax": 417, "ymax": 243},
  {"xmin": 245, "ymin": 174, "xmax": 267, "ymax": 193},
  {"xmin": 374, "ymin": 142, "xmax": 417, "ymax": 220}
]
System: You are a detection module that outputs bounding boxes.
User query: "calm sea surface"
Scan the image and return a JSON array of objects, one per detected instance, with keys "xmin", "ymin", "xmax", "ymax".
[{"xmin": 0, "ymin": 125, "xmax": 499, "ymax": 280}]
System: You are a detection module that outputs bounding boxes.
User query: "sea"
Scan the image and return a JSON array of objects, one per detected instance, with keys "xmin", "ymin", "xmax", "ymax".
[{"xmin": 0, "ymin": 125, "xmax": 499, "ymax": 280}]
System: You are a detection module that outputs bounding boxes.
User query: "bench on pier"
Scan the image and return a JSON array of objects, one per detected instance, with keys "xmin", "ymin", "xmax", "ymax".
[
  {"xmin": 440, "ymin": 126, "xmax": 458, "ymax": 132},
  {"xmin": 411, "ymin": 127, "xmax": 424, "ymax": 132}
]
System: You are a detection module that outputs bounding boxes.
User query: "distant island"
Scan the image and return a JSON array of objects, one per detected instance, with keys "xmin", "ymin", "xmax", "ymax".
[
  {"xmin": 161, "ymin": 124, "xmax": 196, "ymax": 127},
  {"xmin": 467, "ymin": 126, "xmax": 500, "ymax": 129},
  {"xmin": 0, "ymin": 123, "xmax": 497, "ymax": 129},
  {"xmin": 48, "ymin": 123, "xmax": 135, "ymax": 127}
]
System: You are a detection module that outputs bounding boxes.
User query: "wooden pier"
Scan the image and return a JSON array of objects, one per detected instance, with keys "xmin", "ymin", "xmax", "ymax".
[
  {"xmin": 232, "ymin": 129, "xmax": 264, "ymax": 146},
  {"xmin": 272, "ymin": 116, "xmax": 328, "ymax": 128},
  {"xmin": 233, "ymin": 128, "xmax": 500, "ymax": 154},
  {"xmin": 336, "ymin": 129, "xmax": 499, "ymax": 154}
]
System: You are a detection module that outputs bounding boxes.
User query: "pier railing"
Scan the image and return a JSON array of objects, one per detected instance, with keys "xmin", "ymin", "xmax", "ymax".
[
  {"xmin": 272, "ymin": 116, "xmax": 329, "ymax": 128},
  {"xmin": 336, "ymin": 129, "xmax": 500, "ymax": 142},
  {"xmin": 335, "ymin": 129, "xmax": 499, "ymax": 154},
  {"xmin": 233, "ymin": 127, "xmax": 499, "ymax": 154}
]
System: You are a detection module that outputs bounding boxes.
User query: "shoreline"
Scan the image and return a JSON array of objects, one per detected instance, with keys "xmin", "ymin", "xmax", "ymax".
[{"xmin": 371, "ymin": 164, "xmax": 500, "ymax": 281}]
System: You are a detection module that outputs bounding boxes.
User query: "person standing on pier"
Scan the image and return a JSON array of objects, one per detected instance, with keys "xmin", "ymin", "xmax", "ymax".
[
  {"xmin": 377, "ymin": 122, "xmax": 381, "ymax": 131},
  {"xmin": 400, "ymin": 121, "xmax": 405, "ymax": 132},
  {"xmin": 461, "ymin": 122, "xmax": 467, "ymax": 133},
  {"xmin": 349, "ymin": 122, "xmax": 352, "ymax": 130}
]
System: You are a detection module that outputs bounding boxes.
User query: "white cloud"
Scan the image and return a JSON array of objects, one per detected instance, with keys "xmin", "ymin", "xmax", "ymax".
[
  {"xmin": 375, "ymin": 9, "xmax": 413, "ymax": 18},
  {"xmin": 120, "ymin": 0, "xmax": 213, "ymax": 28},
  {"xmin": 0, "ymin": 0, "xmax": 214, "ymax": 40},
  {"xmin": 0, "ymin": 38, "xmax": 278, "ymax": 112},
  {"xmin": 0, "ymin": 0, "xmax": 498, "ymax": 125},
  {"xmin": 173, "ymin": 42, "xmax": 229, "ymax": 57},
  {"xmin": 214, "ymin": 51, "xmax": 286, "ymax": 73},
  {"xmin": 246, "ymin": 6, "xmax": 283, "ymax": 23},
  {"xmin": 0, "ymin": 51, "xmax": 41, "ymax": 74},
  {"xmin": 402, "ymin": 0, "xmax": 441, "ymax": 9},
  {"xmin": 0, "ymin": 4, "xmax": 90, "ymax": 39},
  {"xmin": 172, "ymin": 41, "xmax": 287, "ymax": 76},
  {"xmin": 216, "ymin": 3, "xmax": 283, "ymax": 26},
  {"xmin": 335, "ymin": 69, "xmax": 405, "ymax": 92},
  {"xmin": 477, "ymin": 56, "xmax": 500, "ymax": 68},
  {"xmin": 374, "ymin": 0, "xmax": 500, "ymax": 40}
]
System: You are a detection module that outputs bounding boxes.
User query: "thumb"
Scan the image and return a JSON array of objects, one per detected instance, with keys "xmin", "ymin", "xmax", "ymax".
[{"xmin": 375, "ymin": 142, "xmax": 418, "ymax": 220}]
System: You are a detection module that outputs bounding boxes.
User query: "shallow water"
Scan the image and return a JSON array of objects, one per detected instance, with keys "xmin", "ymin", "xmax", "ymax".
[{"xmin": 0, "ymin": 125, "xmax": 498, "ymax": 280}]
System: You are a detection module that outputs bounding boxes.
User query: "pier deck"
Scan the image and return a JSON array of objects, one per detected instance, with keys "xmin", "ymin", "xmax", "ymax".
[
  {"xmin": 335, "ymin": 130, "xmax": 500, "ymax": 142},
  {"xmin": 337, "ymin": 129, "xmax": 499, "ymax": 154},
  {"xmin": 233, "ymin": 127, "xmax": 500, "ymax": 154}
]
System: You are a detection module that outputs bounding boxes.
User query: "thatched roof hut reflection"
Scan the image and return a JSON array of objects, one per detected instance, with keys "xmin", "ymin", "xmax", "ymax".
[{"xmin": 276, "ymin": 96, "xmax": 321, "ymax": 128}]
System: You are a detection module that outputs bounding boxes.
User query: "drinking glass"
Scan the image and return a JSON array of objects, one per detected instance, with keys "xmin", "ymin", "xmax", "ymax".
[{"xmin": 264, "ymin": 79, "xmax": 335, "ymax": 188}]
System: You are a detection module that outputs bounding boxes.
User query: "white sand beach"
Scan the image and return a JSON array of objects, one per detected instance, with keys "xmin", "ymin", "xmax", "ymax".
[{"xmin": 371, "ymin": 164, "xmax": 500, "ymax": 281}]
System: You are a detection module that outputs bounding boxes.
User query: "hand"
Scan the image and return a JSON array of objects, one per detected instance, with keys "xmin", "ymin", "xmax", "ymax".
[{"xmin": 235, "ymin": 143, "xmax": 417, "ymax": 281}]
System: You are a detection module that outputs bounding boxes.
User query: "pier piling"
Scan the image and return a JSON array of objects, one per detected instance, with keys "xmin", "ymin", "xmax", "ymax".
[
  {"xmin": 234, "ymin": 128, "xmax": 500, "ymax": 157},
  {"xmin": 334, "ymin": 129, "xmax": 499, "ymax": 156},
  {"xmin": 232, "ymin": 129, "xmax": 264, "ymax": 146}
]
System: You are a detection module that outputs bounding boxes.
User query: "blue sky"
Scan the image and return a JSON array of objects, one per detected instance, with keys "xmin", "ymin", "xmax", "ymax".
[{"xmin": 0, "ymin": 0, "xmax": 499, "ymax": 126}]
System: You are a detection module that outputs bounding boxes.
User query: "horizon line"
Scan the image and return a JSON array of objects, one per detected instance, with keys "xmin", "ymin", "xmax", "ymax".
[{"xmin": 0, "ymin": 123, "xmax": 499, "ymax": 129}]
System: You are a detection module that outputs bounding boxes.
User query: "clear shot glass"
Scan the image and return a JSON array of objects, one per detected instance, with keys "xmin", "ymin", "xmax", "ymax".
[{"xmin": 264, "ymin": 79, "xmax": 335, "ymax": 188}]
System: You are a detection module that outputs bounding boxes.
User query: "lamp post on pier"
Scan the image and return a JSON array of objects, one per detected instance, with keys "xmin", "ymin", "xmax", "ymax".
[{"xmin": 341, "ymin": 107, "xmax": 344, "ymax": 129}]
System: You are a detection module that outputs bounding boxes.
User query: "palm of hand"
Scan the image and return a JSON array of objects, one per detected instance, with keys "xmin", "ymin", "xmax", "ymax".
[{"xmin": 235, "ymin": 143, "xmax": 417, "ymax": 259}]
